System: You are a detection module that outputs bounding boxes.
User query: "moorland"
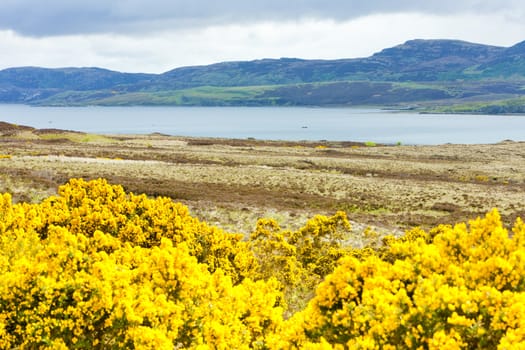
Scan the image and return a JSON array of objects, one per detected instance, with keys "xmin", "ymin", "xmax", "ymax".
[{"xmin": 1, "ymin": 121, "xmax": 523, "ymax": 237}]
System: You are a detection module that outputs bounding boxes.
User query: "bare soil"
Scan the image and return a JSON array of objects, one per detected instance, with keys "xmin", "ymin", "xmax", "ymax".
[{"xmin": 1, "ymin": 122, "xmax": 524, "ymax": 235}]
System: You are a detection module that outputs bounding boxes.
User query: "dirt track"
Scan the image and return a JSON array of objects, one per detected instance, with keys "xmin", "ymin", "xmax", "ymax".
[{"xmin": 1, "ymin": 122, "xmax": 524, "ymax": 235}]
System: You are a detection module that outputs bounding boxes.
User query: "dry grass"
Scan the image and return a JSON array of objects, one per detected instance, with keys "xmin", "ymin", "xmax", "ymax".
[{"xmin": 0, "ymin": 122, "xmax": 524, "ymax": 236}]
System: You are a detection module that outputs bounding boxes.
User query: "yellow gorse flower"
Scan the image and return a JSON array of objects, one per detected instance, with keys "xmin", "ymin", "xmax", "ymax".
[{"xmin": 0, "ymin": 178, "xmax": 524, "ymax": 349}]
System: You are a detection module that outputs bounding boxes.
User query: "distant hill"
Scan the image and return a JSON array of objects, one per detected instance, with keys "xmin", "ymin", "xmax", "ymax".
[{"xmin": 1, "ymin": 39, "xmax": 525, "ymax": 108}]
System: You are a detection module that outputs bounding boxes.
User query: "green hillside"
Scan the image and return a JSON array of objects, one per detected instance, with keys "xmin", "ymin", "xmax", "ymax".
[{"xmin": 1, "ymin": 39, "xmax": 525, "ymax": 108}]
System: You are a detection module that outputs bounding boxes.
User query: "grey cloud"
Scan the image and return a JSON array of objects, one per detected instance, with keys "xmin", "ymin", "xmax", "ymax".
[{"xmin": 0, "ymin": 0, "xmax": 521, "ymax": 36}]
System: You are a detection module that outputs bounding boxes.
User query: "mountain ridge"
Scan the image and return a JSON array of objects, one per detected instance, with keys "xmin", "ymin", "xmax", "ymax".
[{"xmin": 1, "ymin": 38, "xmax": 525, "ymax": 108}]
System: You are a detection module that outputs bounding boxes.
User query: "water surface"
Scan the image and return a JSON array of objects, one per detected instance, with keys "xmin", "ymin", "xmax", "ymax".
[{"xmin": 0, "ymin": 105, "xmax": 523, "ymax": 145}]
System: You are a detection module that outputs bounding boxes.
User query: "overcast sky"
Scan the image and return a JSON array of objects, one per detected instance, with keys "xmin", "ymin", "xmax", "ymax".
[{"xmin": 0, "ymin": 0, "xmax": 524, "ymax": 73}]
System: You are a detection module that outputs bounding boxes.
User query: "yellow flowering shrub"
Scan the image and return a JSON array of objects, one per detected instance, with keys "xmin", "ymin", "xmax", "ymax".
[
  {"xmin": 31, "ymin": 178, "xmax": 258, "ymax": 283},
  {"xmin": 283, "ymin": 209, "xmax": 525, "ymax": 349},
  {"xmin": 1, "ymin": 178, "xmax": 525, "ymax": 349},
  {"xmin": 0, "ymin": 179, "xmax": 283, "ymax": 349},
  {"xmin": 249, "ymin": 211, "xmax": 352, "ymax": 313}
]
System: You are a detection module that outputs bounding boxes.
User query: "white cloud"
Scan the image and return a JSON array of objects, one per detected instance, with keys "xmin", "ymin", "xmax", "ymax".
[{"xmin": 0, "ymin": 0, "xmax": 524, "ymax": 37}]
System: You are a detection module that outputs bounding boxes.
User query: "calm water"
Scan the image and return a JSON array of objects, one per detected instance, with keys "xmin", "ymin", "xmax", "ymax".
[{"xmin": 0, "ymin": 104, "xmax": 524, "ymax": 145}]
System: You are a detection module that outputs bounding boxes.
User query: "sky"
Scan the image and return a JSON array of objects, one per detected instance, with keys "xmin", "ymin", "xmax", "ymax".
[{"xmin": 0, "ymin": 0, "xmax": 524, "ymax": 73}]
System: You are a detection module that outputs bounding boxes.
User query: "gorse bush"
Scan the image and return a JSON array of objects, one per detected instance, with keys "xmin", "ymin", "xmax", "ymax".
[
  {"xmin": 249, "ymin": 211, "xmax": 351, "ymax": 315},
  {"xmin": 0, "ymin": 178, "xmax": 524, "ymax": 349},
  {"xmin": 282, "ymin": 210, "xmax": 525, "ymax": 350}
]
